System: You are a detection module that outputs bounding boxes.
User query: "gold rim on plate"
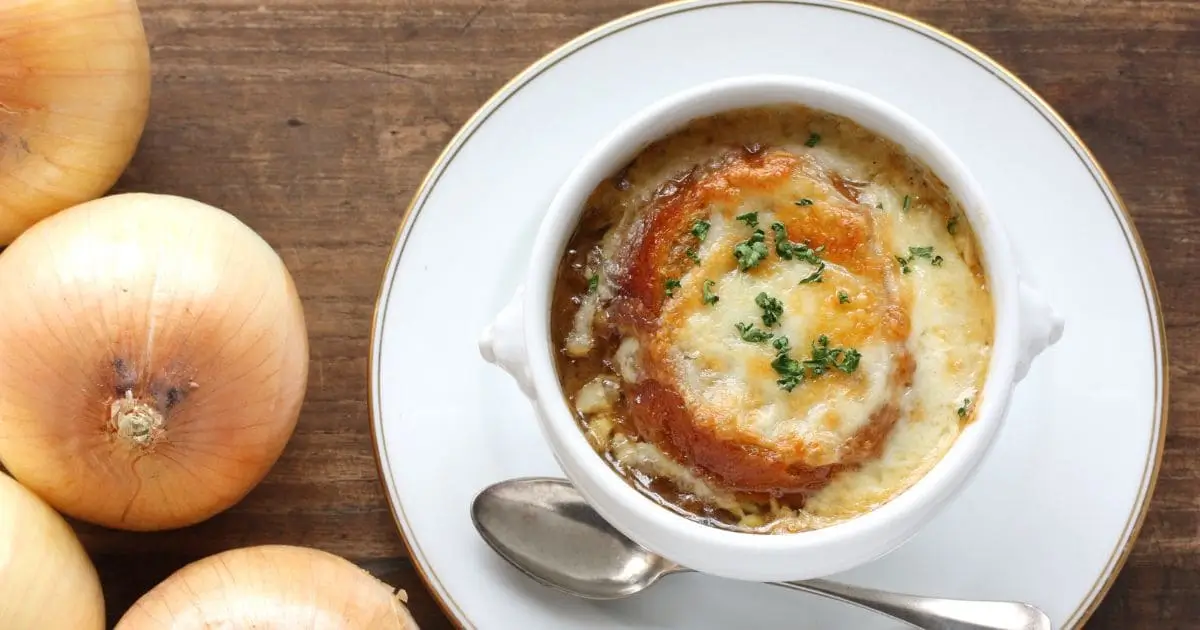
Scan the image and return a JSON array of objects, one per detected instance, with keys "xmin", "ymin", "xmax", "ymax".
[{"xmin": 368, "ymin": 1, "xmax": 1169, "ymax": 627}]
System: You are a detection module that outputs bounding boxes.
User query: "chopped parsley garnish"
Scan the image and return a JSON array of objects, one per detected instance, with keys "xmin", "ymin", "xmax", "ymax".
[
  {"xmin": 838, "ymin": 290, "xmax": 850, "ymax": 304},
  {"xmin": 735, "ymin": 212, "xmax": 759, "ymax": 228},
  {"xmin": 798, "ymin": 262, "xmax": 825, "ymax": 284},
  {"xmin": 957, "ymin": 398, "xmax": 972, "ymax": 418},
  {"xmin": 587, "ymin": 274, "xmax": 599, "ymax": 293},
  {"xmin": 897, "ymin": 245, "xmax": 939, "ymax": 274},
  {"xmin": 875, "ymin": 202, "xmax": 884, "ymax": 211},
  {"xmin": 686, "ymin": 247, "xmax": 702, "ymax": 265},
  {"xmin": 947, "ymin": 215, "xmax": 959, "ymax": 235},
  {"xmin": 771, "ymin": 347, "xmax": 805, "ymax": 391},
  {"xmin": 702, "ymin": 279, "xmax": 719, "ymax": 305},
  {"xmin": 770, "ymin": 223, "xmax": 824, "ymax": 264},
  {"xmin": 795, "ymin": 198, "xmax": 813, "ymax": 207},
  {"xmin": 769, "ymin": 334, "xmax": 861, "ymax": 392},
  {"xmin": 664, "ymin": 278, "xmax": 682, "ymax": 297},
  {"xmin": 840, "ymin": 348, "xmax": 862, "ymax": 372},
  {"xmin": 771, "ymin": 222, "xmax": 793, "ymax": 259},
  {"xmin": 735, "ymin": 322, "xmax": 773, "ymax": 343},
  {"xmin": 734, "ymin": 229, "xmax": 769, "ymax": 271},
  {"xmin": 755, "ymin": 292, "xmax": 783, "ymax": 327},
  {"xmin": 902, "ymin": 195, "xmax": 912, "ymax": 211},
  {"xmin": 908, "ymin": 246, "xmax": 935, "ymax": 259},
  {"xmin": 691, "ymin": 219, "xmax": 711, "ymax": 241},
  {"xmin": 811, "ymin": 335, "xmax": 862, "ymax": 374},
  {"xmin": 804, "ymin": 132, "xmax": 821, "ymax": 148}
]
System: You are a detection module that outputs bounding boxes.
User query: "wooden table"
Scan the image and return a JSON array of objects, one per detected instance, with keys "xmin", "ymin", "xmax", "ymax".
[{"xmin": 80, "ymin": 1, "xmax": 1197, "ymax": 627}]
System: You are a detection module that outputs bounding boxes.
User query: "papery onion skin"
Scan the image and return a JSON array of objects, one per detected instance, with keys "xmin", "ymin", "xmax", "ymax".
[
  {"xmin": 0, "ymin": 192, "xmax": 309, "ymax": 531},
  {"xmin": 0, "ymin": 472, "xmax": 105, "ymax": 629},
  {"xmin": 0, "ymin": 0, "xmax": 151, "ymax": 245},
  {"xmin": 116, "ymin": 545, "xmax": 420, "ymax": 629}
]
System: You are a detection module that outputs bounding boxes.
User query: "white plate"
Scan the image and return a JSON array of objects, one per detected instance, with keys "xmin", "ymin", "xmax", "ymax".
[{"xmin": 369, "ymin": 2, "xmax": 1167, "ymax": 628}]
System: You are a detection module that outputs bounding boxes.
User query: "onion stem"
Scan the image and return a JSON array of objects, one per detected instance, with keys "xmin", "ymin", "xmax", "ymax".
[{"xmin": 111, "ymin": 391, "xmax": 163, "ymax": 446}]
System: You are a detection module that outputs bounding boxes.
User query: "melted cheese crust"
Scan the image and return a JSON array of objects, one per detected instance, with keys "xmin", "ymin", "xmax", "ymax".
[{"xmin": 552, "ymin": 105, "xmax": 993, "ymax": 532}]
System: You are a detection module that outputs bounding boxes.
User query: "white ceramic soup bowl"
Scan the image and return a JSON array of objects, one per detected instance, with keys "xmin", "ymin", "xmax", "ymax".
[{"xmin": 478, "ymin": 75, "xmax": 1064, "ymax": 582}]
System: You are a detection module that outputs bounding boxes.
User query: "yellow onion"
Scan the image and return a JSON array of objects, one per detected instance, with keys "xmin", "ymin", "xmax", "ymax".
[
  {"xmin": 116, "ymin": 545, "xmax": 420, "ymax": 629},
  {"xmin": 0, "ymin": 0, "xmax": 151, "ymax": 244},
  {"xmin": 0, "ymin": 472, "xmax": 105, "ymax": 629},
  {"xmin": 0, "ymin": 192, "xmax": 309, "ymax": 530}
]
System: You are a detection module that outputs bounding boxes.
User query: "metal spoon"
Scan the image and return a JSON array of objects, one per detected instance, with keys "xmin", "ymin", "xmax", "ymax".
[{"xmin": 471, "ymin": 477, "xmax": 1050, "ymax": 630}]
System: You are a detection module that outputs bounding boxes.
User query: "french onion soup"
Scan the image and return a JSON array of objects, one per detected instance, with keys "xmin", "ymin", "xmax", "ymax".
[{"xmin": 550, "ymin": 104, "xmax": 994, "ymax": 533}]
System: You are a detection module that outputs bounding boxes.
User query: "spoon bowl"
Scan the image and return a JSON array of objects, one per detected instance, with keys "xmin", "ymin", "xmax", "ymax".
[
  {"xmin": 471, "ymin": 476, "xmax": 678, "ymax": 599},
  {"xmin": 471, "ymin": 477, "xmax": 1052, "ymax": 630}
]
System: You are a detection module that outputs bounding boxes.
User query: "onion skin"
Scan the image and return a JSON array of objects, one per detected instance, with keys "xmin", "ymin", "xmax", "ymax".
[
  {"xmin": 116, "ymin": 545, "xmax": 420, "ymax": 629},
  {"xmin": 0, "ymin": 0, "xmax": 152, "ymax": 244},
  {"xmin": 0, "ymin": 472, "xmax": 105, "ymax": 629},
  {"xmin": 0, "ymin": 192, "xmax": 309, "ymax": 531}
]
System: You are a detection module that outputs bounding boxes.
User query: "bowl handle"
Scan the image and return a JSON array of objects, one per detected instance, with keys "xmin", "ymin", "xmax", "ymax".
[
  {"xmin": 479, "ymin": 285, "xmax": 536, "ymax": 398},
  {"xmin": 1014, "ymin": 279, "xmax": 1064, "ymax": 382}
]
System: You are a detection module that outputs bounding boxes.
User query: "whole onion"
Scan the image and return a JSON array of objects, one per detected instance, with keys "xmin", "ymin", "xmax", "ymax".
[
  {"xmin": 0, "ymin": 0, "xmax": 151, "ymax": 244},
  {"xmin": 0, "ymin": 192, "xmax": 309, "ymax": 530},
  {"xmin": 0, "ymin": 472, "xmax": 105, "ymax": 629},
  {"xmin": 116, "ymin": 545, "xmax": 420, "ymax": 629}
]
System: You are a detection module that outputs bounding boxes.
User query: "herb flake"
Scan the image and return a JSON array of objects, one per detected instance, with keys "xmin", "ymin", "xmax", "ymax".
[
  {"xmin": 947, "ymin": 215, "xmax": 959, "ymax": 235},
  {"xmin": 664, "ymin": 278, "xmax": 682, "ymax": 298},
  {"xmin": 735, "ymin": 212, "xmax": 759, "ymax": 228},
  {"xmin": 896, "ymin": 245, "xmax": 940, "ymax": 273},
  {"xmin": 902, "ymin": 195, "xmax": 912, "ymax": 212},
  {"xmin": 769, "ymin": 334, "xmax": 861, "ymax": 392},
  {"xmin": 702, "ymin": 279, "xmax": 719, "ymax": 305},
  {"xmin": 838, "ymin": 290, "xmax": 850, "ymax": 304},
  {"xmin": 735, "ymin": 322, "xmax": 773, "ymax": 343},
  {"xmin": 772, "ymin": 350, "xmax": 805, "ymax": 391},
  {"xmin": 692, "ymin": 220, "xmax": 711, "ymax": 241},
  {"xmin": 807, "ymin": 335, "xmax": 861, "ymax": 374},
  {"xmin": 804, "ymin": 132, "xmax": 821, "ymax": 148},
  {"xmin": 795, "ymin": 198, "xmax": 814, "ymax": 207},
  {"xmin": 686, "ymin": 248, "xmax": 702, "ymax": 265},
  {"xmin": 957, "ymin": 398, "xmax": 972, "ymax": 418},
  {"xmin": 734, "ymin": 229, "xmax": 769, "ymax": 271},
  {"xmin": 587, "ymin": 274, "xmax": 599, "ymax": 293},
  {"xmin": 755, "ymin": 292, "xmax": 783, "ymax": 327},
  {"xmin": 770, "ymin": 222, "xmax": 823, "ymax": 265},
  {"xmin": 908, "ymin": 246, "xmax": 935, "ymax": 259},
  {"xmin": 771, "ymin": 222, "xmax": 792, "ymax": 259}
]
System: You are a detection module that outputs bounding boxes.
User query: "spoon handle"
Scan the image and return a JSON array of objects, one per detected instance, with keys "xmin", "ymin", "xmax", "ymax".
[{"xmin": 769, "ymin": 579, "xmax": 1051, "ymax": 630}]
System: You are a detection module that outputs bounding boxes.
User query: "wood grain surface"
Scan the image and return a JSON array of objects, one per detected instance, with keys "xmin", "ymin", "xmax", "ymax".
[{"xmin": 65, "ymin": 0, "xmax": 1196, "ymax": 627}]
